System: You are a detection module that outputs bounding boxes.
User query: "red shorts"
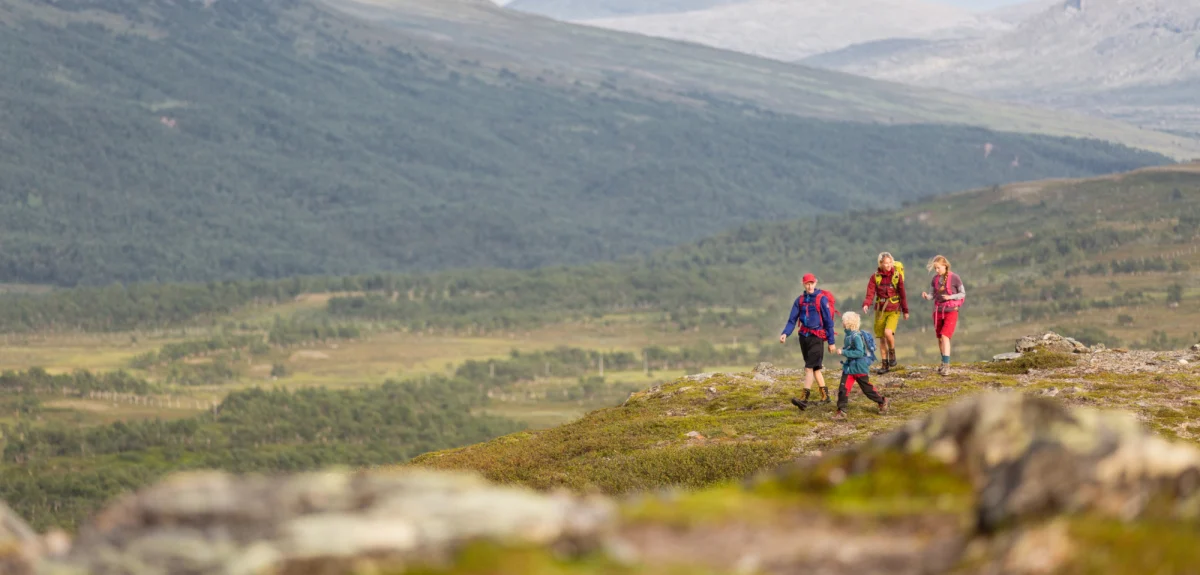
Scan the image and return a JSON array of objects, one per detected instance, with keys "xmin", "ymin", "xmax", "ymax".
[{"xmin": 934, "ymin": 309, "xmax": 959, "ymax": 339}]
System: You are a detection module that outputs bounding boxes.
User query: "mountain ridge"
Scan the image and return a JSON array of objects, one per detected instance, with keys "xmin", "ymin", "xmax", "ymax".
[
  {"xmin": 0, "ymin": 0, "xmax": 1180, "ymax": 286},
  {"xmin": 807, "ymin": 0, "xmax": 1200, "ymax": 136},
  {"xmin": 330, "ymin": 0, "xmax": 1200, "ymax": 159}
]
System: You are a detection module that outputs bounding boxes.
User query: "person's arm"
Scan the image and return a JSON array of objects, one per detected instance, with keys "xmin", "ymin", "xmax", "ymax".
[
  {"xmin": 821, "ymin": 297, "xmax": 836, "ymax": 346},
  {"xmin": 781, "ymin": 299, "xmax": 800, "ymax": 337},
  {"xmin": 843, "ymin": 333, "xmax": 866, "ymax": 359},
  {"xmin": 863, "ymin": 276, "xmax": 876, "ymax": 312}
]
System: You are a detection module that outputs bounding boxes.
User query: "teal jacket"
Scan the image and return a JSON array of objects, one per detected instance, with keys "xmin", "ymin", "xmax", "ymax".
[{"xmin": 841, "ymin": 329, "xmax": 872, "ymax": 375}]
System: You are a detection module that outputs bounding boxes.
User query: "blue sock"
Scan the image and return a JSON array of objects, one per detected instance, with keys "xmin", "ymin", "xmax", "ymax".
[{"xmin": 941, "ymin": 355, "xmax": 950, "ymax": 364}]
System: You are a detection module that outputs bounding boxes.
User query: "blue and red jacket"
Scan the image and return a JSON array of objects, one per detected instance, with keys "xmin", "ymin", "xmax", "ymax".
[{"xmin": 781, "ymin": 290, "xmax": 836, "ymax": 345}]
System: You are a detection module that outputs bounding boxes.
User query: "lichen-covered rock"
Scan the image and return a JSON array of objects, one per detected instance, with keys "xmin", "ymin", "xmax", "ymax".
[
  {"xmin": 750, "ymin": 362, "xmax": 801, "ymax": 378},
  {"xmin": 39, "ymin": 469, "xmax": 615, "ymax": 575},
  {"xmin": 992, "ymin": 352, "xmax": 1023, "ymax": 362},
  {"xmin": 1015, "ymin": 332, "xmax": 1092, "ymax": 355},
  {"xmin": 772, "ymin": 391, "xmax": 1200, "ymax": 534}
]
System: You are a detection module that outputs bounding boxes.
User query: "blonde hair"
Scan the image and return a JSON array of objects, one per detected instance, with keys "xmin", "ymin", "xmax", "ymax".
[
  {"xmin": 927, "ymin": 255, "xmax": 951, "ymax": 275},
  {"xmin": 878, "ymin": 252, "xmax": 893, "ymax": 265},
  {"xmin": 841, "ymin": 311, "xmax": 861, "ymax": 331}
]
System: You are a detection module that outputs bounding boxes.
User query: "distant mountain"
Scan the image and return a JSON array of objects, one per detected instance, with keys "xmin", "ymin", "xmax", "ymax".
[
  {"xmin": 807, "ymin": 0, "xmax": 1200, "ymax": 137},
  {"xmin": 336, "ymin": 0, "xmax": 1197, "ymax": 158},
  {"xmin": 504, "ymin": 0, "xmax": 747, "ymax": 20},
  {"xmin": 575, "ymin": 0, "xmax": 1009, "ymax": 61},
  {"xmin": 0, "ymin": 0, "xmax": 1183, "ymax": 286}
]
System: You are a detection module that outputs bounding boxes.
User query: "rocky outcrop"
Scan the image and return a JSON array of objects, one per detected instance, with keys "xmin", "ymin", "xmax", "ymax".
[
  {"xmin": 772, "ymin": 392, "xmax": 1200, "ymax": 533},
  {"xmin": 1012, "ymin": 332, "xmax": 1094, "ymax": 355},
  {"xmin": 39, "ymin": 470, "xmax": 614, "ymax": 575}
]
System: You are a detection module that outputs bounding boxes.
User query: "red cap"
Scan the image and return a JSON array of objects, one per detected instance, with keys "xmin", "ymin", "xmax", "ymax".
[{"xmin": 802, "ymin": 273, "xmax": 817, "ymax": 283}]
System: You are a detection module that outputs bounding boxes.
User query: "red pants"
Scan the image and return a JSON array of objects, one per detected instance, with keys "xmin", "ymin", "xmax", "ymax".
[{"xmin": 934, "ymin": 309, "xmax": 959, "ymax": 339}]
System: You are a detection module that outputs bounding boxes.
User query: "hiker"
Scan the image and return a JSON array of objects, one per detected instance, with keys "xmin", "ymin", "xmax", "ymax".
[
  {"xmin": 833, "ymin": 311, "xmax": 889, "ymax": 419},
  {"xmin": 862, "ymin": 252, "xmax": 908, "ymax": 373},
  {"xmin": 921, "ymin": 255, "xmax": 965, "ymax": 376},
  {"xmin": 779, "ymin": 273, "xmax": 837, "ymax": 410}
]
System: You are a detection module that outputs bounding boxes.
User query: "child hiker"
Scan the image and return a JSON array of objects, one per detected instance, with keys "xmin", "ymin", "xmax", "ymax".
[
  {"xmin": 833, "ymin": 311, "xmax": 889, "ymax": 420},
  {"xmin": 921, "ymin": 255, "xmax": 965, "ymax": 376}
]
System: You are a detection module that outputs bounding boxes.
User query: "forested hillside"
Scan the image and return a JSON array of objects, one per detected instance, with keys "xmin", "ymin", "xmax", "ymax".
[
  {"xmin": 0, "ymin": 375, "xmax": 526, "ymax": 529},
  {"xmin": 0, "ymin": 0, "xmax": 1172, "ymax": 286},
  {"xmin": 1, "ymin": 164, "xmax": 1196, "ymax": 356}
]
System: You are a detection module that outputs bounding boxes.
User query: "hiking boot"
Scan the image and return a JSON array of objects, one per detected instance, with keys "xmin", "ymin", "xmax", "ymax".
[
  {"xmin": 790, "ymin": 397, "xmax": 809, "ymax": 411},
  {"xmin": 879, "ymin": 397, "xmax": 890, "ymax": 414},
  {"xmin": 818, "ymin": 386, "xmax": 831, "ymax": 403},
  {"xmin": 875, "ymin": 364, "xmax": 890, "ymax": 375},
  {"xmin": 832, "ymin": 409, "xmax": 847, "ymax": 420},
  {"xmin": 938, "ymin": 364, "xmax": 949, "ymax": 376}
]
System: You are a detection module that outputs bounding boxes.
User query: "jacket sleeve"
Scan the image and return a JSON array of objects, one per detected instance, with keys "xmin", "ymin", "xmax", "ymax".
[
  {"xmin": 821, "ymin": 296, "xmax": 836, "ymax": 345},
  {"xmin": 842, "ymin": 333, "xmax": 866, "ymax": 359},
  {"xmin": 863, "ymin": 275, "xmax": 876, "ymax": 308},
  {"xmin": 781, "ymin": 299, "xmax": 800, "ymax": 336},
  {"xmin": 898, "ymin": 274, "xmax": 909, "ymax": 314}
]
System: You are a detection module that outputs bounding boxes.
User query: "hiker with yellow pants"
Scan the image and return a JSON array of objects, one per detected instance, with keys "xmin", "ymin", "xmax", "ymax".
[{"xmin": 861, "ymin": 252, "xmax": 908, "ymax": 374}]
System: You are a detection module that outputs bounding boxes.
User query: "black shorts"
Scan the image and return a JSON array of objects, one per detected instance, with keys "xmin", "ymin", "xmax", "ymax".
[{"xmin": 799, "ymin": 334, "xmax": 826, "ymax": 370}]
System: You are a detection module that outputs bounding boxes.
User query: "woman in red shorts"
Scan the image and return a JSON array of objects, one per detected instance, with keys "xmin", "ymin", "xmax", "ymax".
[{"xmin": 921, "ymin": 255, "xmax": 965, "ymax": 376}]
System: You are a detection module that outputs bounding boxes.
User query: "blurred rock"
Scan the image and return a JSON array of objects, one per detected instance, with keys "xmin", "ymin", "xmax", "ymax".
[
  {"xmin": 1, "ymin": 501, "xmax": 40, "ymax": 575},
  {"xmin": 39, "ymin": 469, "xmax": 616, "ymax": 575},
  {"xmin": 781, "ymin": 391, "xmax": 1200, "ymax": 533}
]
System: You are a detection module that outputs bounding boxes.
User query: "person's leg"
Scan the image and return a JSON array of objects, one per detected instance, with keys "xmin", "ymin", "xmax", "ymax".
[
  {"xmin": 792, "ymin": 337, "xmax": 819, "ymax": 410},
  {"xmin": 937, "ymin": 312, "xmax": 958, "ymax": 374},
  {"xmin": 836, "ymin": 373, "xmax": 852, "ymax": 415},
  {"xmin": 809, "ymin": 336, "xmax": 829, "ymax": 401},
  {"xmin": 873, "ymin": 311, "xmax": 889, "ymax": 372},
  {"xmin": 814, "ymin": 367, "xmax": 829, "ymax": 401},
  {"xmin": 854, "ymin": 374, "xmax": 889, "ymax": 413},
  {"xmin": 882, "ymin": 311, "xmax": 900, "ymax": 367}
]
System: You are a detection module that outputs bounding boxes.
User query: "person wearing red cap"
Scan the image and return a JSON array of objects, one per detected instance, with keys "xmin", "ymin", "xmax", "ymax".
[{"xmin": 779, "ymin": 273, "xmax": 837, "ymax": 409}]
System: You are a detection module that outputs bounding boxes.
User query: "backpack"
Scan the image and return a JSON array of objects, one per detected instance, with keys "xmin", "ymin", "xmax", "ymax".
[
  {"xmin": 873, "ymin": 261, "xmax": 905, "ymax": 289},
  {"xmin": 798, "ymin": 289, "xmax": 838, "ymax": 321},
  {"xmin": 936, "ymin": 272, "xmax": 966, "ymax": 308},
  {"xmin": 854, "ymin": 330, "xmax": 878, "ymax": 363}
]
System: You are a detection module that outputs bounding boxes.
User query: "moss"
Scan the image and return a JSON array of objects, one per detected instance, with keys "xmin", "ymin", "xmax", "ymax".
[
  {"xmin": 982, "ymin": 350, "xmax": 1077, "ymax": 375},
  {"xmin": 393, "ymin": 541, "xmax": 731, "ymax": 575},
  {"xmin": 620, "ymin": 481, "xmax": 796, "ymax": 528},
  {"xmin": 1057, "ymin": 517, "xmax": 1200, "ymax": 574},
  {"xmin": 758, "ymin": 451, "xmax": 974, "ymax": 516}
]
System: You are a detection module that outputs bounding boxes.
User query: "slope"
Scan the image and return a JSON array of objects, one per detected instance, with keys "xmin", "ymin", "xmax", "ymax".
[
  {"xmin": 807, "ymin": 0, "xmax": 1200, "ymax": 137},
  {"xmin": 336, "ymin": 0, "xmax": 1200, "ymax": 160},
  {"xmin": 1, "ymin": 163, "xmax": 1197, "ymax": 369},
  {"xmin": 579, "ymin": 0, "xmax": 1005, "ymax": 62},
  {"xmin": 315, "ymin": 162, "xmax": 1200, "ymax": 360},
  {"xmin": 410, "ymin": 340, "xmax": 1200, "ymax": 497},
  {"xmin": 0, "ymin": 0, "xmax": 1175, "ymax": 286}
]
